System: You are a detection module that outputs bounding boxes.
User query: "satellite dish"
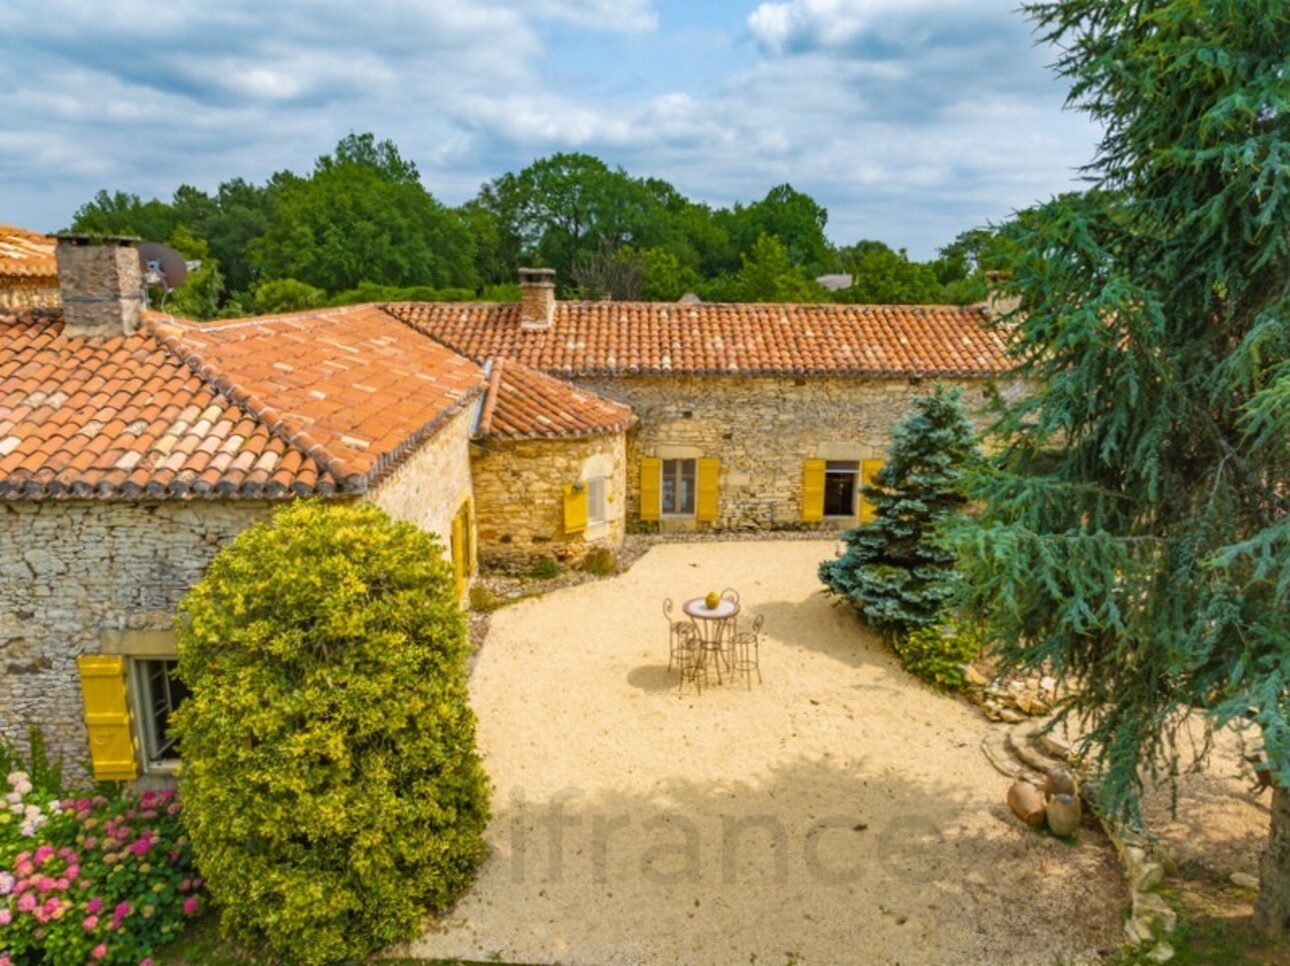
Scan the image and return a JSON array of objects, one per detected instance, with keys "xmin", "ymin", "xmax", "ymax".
[{"xmin": 137, "ymin": 242, "xmax": 189, "ymax": 293}]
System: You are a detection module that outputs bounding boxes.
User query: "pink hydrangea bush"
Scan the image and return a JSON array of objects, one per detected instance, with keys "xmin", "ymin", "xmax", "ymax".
[{"xmin": 1, "ymin": 778, "xmax": 203, "ymax": 966}]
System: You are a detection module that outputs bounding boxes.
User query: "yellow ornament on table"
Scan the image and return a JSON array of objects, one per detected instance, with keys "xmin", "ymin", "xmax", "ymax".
[{"xmin": 705, "ymin": 591, "xmax": 720, "ymax": 610}]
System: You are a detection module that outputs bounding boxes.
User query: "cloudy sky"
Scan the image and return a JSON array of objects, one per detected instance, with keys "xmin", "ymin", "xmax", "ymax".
[{"xmin": 0, "ymin": 0, "xmax": 1100, "ymax": 260}]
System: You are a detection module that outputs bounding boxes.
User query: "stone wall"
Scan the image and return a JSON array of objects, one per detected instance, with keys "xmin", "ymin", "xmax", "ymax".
[
  {"xmin": 0, "ymin": 277, "xmax": 59, "ymax": 310},
  {"xmin": 471, "ymin": 431, "xmax": 627, "ymax": 569},
  {"xmin": 369, "ymin": 402, "xmax": 477, "ymax": 583},
  {"xmin": 0, "ymin": 499, "xmax": 274, "ymax": 781},
  {"xmin": 574, "ymin": 374, "xmax": 1019, "ymax": 531}
]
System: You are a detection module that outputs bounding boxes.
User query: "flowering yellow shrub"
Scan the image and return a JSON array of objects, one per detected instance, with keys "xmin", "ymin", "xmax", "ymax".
[{"xmin": 172, "ymin": 502, "xmax": 489, "ymax": 965}]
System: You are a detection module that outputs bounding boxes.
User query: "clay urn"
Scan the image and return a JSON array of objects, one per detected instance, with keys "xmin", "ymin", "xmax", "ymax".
[{"xmin": 1046, "ymin": 793, "xmax": 1082, "ymax": 837}]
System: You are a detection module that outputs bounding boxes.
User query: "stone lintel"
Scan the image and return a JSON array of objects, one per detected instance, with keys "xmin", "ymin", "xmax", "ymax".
[{"xmin": 99, "ymin": 628, "xmax": 178, "ymax": 657}]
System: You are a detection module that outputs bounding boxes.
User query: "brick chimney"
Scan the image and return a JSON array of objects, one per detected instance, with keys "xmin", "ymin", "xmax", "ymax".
[
  {"xmin": 519, "ymin": 267, "xmax": 555, "ymax": 331},
  {"xmin": 51, "ymin": 234, "xmax": 143, "ymax": 337}
]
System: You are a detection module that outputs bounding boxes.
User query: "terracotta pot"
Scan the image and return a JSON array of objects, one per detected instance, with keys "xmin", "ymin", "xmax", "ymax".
[
  {"xmin": 1046, "ymin": 793, "xmax": 1082, "ymax": 837},
  {"xmin": 1007, "ymin": 780, "xmax": 1045, "ymax": 827}
]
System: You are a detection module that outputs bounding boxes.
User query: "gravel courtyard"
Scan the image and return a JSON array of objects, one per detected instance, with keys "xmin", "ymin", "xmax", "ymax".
[{"xmin": 405, "ymin": 540, "xmax": 1125, "ymax": 965}]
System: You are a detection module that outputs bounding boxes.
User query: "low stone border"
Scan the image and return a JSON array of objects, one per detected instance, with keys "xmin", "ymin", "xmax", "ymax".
[{"xmin": 977, "ymin": 709, "xmax": 1180, "ymax": 962}]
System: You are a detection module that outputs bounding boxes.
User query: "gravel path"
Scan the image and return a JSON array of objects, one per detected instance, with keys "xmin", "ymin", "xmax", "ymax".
[{"xmin": 407, "ymin": 540, "xmax": 1126, "ymax": 965}]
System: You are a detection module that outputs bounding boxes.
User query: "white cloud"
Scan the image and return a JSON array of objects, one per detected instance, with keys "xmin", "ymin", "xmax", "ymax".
[
  {"xmin": 526, "ymin": 0, "xmax": 658, "ymax": 32},
  {"xmin": 0, "ymin": 0, "xmax": 1097, "ymax": 257},
  {"xmin": 748, "ymin": 0, "xmax": 984, "ymax": 56}
]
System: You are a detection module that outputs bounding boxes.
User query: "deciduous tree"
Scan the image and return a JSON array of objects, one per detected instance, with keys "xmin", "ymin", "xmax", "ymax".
[{"xmin": 251, "ymin": 134, "xmax": 477, "ymax": 293}]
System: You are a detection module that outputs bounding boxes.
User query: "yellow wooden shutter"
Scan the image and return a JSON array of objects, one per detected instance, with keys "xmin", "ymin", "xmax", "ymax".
[
  {"xmin": 77, "ymin": 654, "xmax": 138, "ymax": 781},
  {"xmin": 451, "ymin": 513, "xmax": 466, "ymax": 598},
  {"xmin": 860, "ymin": 459, "xmax": 885, "ymax": 523},
  {"xmin": 563, "ymin": 483, "xmax": 588, "ymax": 533},
  {"xmin": 696, "ymin": 458, "xmax": 720, "ymax": 522},
  {"xmin": 462, "ymin": 500, "xmax": 476, "ymax": 574},
  {"xmin": 802, "ymin": 459, "xmax": 826, "ymax": 523},
  {"xmin": 639, "ymin": 458, "xmax": 662, "ymax": 521}
]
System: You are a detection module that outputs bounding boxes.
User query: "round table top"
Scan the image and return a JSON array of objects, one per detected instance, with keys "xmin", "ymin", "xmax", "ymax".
[{"xmin": 683, "ymin": 597, "xmax": 740, "ymax": 620}]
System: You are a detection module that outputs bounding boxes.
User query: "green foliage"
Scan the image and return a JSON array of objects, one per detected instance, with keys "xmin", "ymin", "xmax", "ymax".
[
  {"xmin": 727, "ymin": 233, "xmax": 826, "ymax": 303},
  {"xmin": 820, "ymin": 384, "xmax": 980, "ymax": 637},
  {"xmin": 580, "ymin": 547, "xmax": 617, "ymax": 576},
  {"xmin": 719, "ymin": 183, "xmax": 831, "ymax": 276},
  {"xmin": 0, "ymin": 725, "xmax": 63, "ymax": 803},
  {"xmin": 326, "ymin": 282, "xmax": 477, "ymax": 306},
  {"xmin": 2, "ymin": 758, "xmax": 202, "ymax": 966},
  {"xmin": 834, "ymin": 240, "xmax": 944, "ymax": 304},
  {"xmin": 70, "ymin": 190, "xmax": 178, "ymax": 243},
  {"xmin": 889, "ymin": 623, "xmax": 982, "ymax": 691},
  {"xmin": 955, "ymin": 0, "xmax": 1290, "ymax": 847},
  {"xmin": 529, "ymin": 557, "xmax": 561, "ymax": 580},
  {"xmin": 250, "ymin": 277, "xmax": 326, "ymax": 315},
  {"xmin": 637, "ymin": 246, "xmax": 703, "ymax": 301},
  {"xmin": 163, "ymin": 224, "xmax": 225, "ymax": 321},
  {"xmin": 172, "ymin": 501, "xmax": 490, "ymax": 966},
  {"xmin": 67, "ymin": 136, "xmax": 996, "ymax": 311},
  {"xmin": 467, "ymin": 583, "xmax": 506, "ymax": 613},
  {"xmin": 251, "ymin": 135, "xmax": 478, "ymax": 293}
]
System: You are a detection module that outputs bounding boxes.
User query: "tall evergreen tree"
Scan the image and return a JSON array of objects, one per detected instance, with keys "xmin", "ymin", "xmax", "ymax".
[
  {"xmin": 957, "ymin": 1, "xmax": 1290, "ymax": 930},
  {"xmin": 820, "ymin": 384, "xmax": 978, "ymax": 637}
]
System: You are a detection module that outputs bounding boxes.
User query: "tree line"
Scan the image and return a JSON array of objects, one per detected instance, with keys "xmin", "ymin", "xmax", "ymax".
[{"xmin": 69, "ymin": 132, "xmax": 995, "ymax": 320}]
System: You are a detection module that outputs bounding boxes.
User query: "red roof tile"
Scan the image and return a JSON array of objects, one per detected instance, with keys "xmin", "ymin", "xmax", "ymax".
[
  {"xmin": 153, "ymin": 305, "xmax": 487, "ymax": 485},
  {"xmin": 0, "ymin": 226, "xmax": 57, "ymax": 279},
  {"xmin": 0, "ymin": 304, "xmax": 486, "ymax": 500},
  {"xmin": 477, "ymin": 359, "xmax": 636, "ymax": 441},
  {"xmin": 385, "ymin": 300, "xmax": 1010, "ymax": 377}
]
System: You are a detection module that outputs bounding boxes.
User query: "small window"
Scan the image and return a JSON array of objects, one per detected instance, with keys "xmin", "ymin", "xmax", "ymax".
[
  {"xmin": 133, "ymin": 659, "xmax": 189, "ymax": 764},
  {"xmin": 661, "ymin": 459, "xmax": 696, "ymax": 515},
  {"xmin": 824, "ymin": 461, "xmax": 859, "ymax": 516},
  {"xmin": 586, "ymin": 477, "xmax": 607, "ymax": 525}
]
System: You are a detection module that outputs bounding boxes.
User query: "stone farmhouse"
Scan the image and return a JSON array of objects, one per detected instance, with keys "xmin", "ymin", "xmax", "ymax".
[
  {"xmin": 389, "ymin": 267, "xmax": 1015, "ymax": 534},
  {"xmin": 0, "ymin": 235, "xmax": 1012, "ymax": 785}
]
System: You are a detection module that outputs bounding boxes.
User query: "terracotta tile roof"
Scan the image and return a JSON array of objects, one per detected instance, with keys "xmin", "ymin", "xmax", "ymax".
[
  {"xmin": 477, "ymin": 359, "xmax": 636, "ymax": 441},
  {"xmin": 385, "ymin": 300, "xmax": 1011, "ymax": 377},
  {"xmin": 0, "ymin": 304, "xmax": 486, "ymax": 500},
  {"xmin": 154, "ymin": 305, "xmax": 486, "ymax": 485},
  {"xmin": 0, "ymin": 226, "xmax": 57, "ymax": 279},
  {"xmin": 0, "ymin": 310, "xmax": 337, "ymax": 499}
]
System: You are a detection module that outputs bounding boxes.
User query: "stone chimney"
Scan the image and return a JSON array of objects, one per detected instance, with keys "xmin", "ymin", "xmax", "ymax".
[
  {"xmin": 51, "ymin": 234, "xmax": 143, "ymax": 337},
  {"xmin": 519, "ymin": 267, "xmax": 556, "ymax": 331},
  {"xmin": 985, "ymin": 270, "xmax": 1020, "ymax": 320}
]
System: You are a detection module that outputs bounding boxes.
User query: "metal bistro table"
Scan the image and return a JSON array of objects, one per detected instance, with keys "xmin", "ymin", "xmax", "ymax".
[{"xmin": 682, "ymin": 597, "xmax": 740, "ymax": 684}]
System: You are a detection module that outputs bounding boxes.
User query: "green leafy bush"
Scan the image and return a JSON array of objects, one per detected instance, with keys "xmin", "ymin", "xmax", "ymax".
[
  {"xmin": 0, "ymin": 727, "xmax": 62, "ymax": 806},
  {"xmin": 888, "ymin": 623, "xmax": 982, "ymax": 691},
  {"xmin": 172, "ymin": 501, "xmax": 490, "ymax": 966},
  {"xmin": 530, "ymin": 557, "xmax": 561, "ymax": 579},
  {"xmin": 579, "ymin": 547, "xmax": 616, "ymax": 576}
]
